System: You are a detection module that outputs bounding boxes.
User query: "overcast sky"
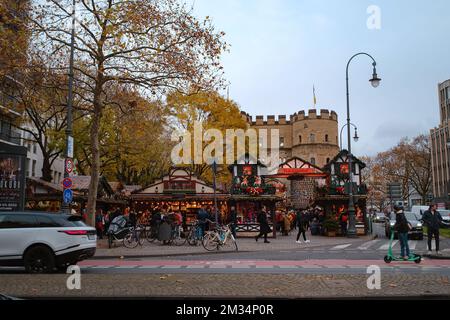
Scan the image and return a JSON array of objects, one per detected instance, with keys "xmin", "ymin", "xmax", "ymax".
[{"xmin": 189, "ymin": 0, "xmax": 450, "ymax": 157}]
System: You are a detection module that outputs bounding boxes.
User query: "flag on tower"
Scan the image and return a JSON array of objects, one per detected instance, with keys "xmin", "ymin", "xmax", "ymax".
[{"xmin": 313, "ymin": 85, "xmax": 317, "ymax": 107}]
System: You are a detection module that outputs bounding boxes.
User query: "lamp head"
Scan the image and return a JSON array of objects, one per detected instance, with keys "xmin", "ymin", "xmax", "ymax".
[
  {"xmin": 369, "ymin": 65, "xmax": 381, "ymax": 88},
  {"xmin": 353, "ymin": 128, "xmax": 359, "ymax": 142}
]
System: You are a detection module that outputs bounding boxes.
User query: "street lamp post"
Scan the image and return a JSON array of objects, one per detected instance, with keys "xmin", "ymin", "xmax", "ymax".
[
  {"xmin": 212, "ymin": 160, "xmax": 218, "ymax": 224},
  {"xmin": 340, "ymin": 123, "xmax": 359, "ymax": 151},
  {"xmin": 61, "ymin": 0, "xmax": 76, "ymax": 214},
  {"xmin": 345, "ymin": 52, "xmax": 381, "ymax": 238}
]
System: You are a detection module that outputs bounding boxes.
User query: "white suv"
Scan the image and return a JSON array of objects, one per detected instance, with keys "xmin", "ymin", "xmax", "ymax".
[{"xmin": 0, "ymin": 212, "xmax": 96, "ymax": 273}]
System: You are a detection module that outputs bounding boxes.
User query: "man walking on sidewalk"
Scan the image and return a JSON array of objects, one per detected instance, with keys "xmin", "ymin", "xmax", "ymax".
[
  {"xmin": 422, "ymin": 204, "xmax": 443, "ymax": 255},
  {"xmin": 255, "ymin": 206, "xmax": 271, "ymax": 243}
]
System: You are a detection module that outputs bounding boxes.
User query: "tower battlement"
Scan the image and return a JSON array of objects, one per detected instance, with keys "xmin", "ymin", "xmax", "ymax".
[{"xmin": 242, "ymin": 109, "xmax": 338, "ymax": 125}]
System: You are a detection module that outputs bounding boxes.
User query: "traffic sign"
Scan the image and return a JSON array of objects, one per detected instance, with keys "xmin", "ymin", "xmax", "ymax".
[
  {"xmin": 65, "ymin": 159, "xmax": 74, "ymax": 174},
  {"xmin": 62, "ymin": 178, "xmax": 73, "ymax": 189},
  {"xmin": 63, "ymin": 189, "xmax": 73, "ymax": 204}
]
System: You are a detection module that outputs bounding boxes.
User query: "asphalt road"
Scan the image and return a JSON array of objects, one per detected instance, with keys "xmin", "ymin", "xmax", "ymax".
[{"xmin": 2, "ymin": 229, "xmax": 450, "ymax": 298}]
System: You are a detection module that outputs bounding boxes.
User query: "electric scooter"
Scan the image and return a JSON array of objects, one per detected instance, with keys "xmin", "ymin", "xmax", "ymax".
[{"xmin": 384, "ymin": 226, "xmax": 422, "ymax": 264}]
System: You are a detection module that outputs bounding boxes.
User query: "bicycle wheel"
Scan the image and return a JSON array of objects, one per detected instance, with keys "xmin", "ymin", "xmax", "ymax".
[
  {"xmin": 202, "ymin": 232, "xmax": 219, "ymax": 251},
  {"xmin": 221, "ymin": 234, "xmax": 238, "ymax": 252},
  {"xmin": 147, "ymin": 226, "xmax": 157, "ymax": 243},
  {"xmin": 123, "ymin": 231, "xmax": 139, "ymax": 248},
  {"xmin": 172, "ymin": 228, "xmax": 187, "ymax": 246},
  {"xmin": 138, "ymin": 227, "xmax": 146, "ymax": 246},
  {"xmin": 187, "ymin": 228, "xmax": 198, "ymax": 246}
]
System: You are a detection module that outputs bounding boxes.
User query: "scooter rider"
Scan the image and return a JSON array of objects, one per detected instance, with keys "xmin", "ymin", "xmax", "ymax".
[{"xmin": 394, "ymin": 205, "xmax": 412, "ymax": 260}]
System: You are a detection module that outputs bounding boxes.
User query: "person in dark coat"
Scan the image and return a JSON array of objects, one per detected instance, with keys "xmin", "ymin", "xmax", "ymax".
[
  {"xmin": 229, "ymin": 206, "xmax": 238, "ymax": 238},
  {"xmin": 295, "ymin": 210, "xmax": 310, "ymax": 244},
  {"xmin": 394, "ymin": 206, "xmax": 412, "ymax": 260},
  {"xmin": 422, "ymin": 204, "xmax": 443, "ymax": 254},
  {"xmin": 197, "ymin": 206, "xmax": 210, "ymax": 237},
  {"xmin": 255, "ymin": 207, "xmax": 271, "ymax": 243}
]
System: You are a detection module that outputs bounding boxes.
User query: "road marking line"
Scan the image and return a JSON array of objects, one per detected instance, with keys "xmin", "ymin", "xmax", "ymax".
[
  {"xmin": 116, "ymin": 266, "xmax": 138, "ymax": 269},
  {"xmin": 186, "ymin": 265, "xmax": 206, "ymax": 269},
  {"xmin": 357, "ymin": 240, "xmax": 381, "ymax": 250},
  {"xmin": 324, "ymin": 265, "xmax": 347, "ymax": 269},
  {"xmin": 161, "ymin": 265, "xmax": 182, "ymax": 269},
  {"xmin": 209, "ymin": 265, "xmax": 228, "ymax": 269},
  {"xmin": 331, "ymin": 244, "xmax": 353, "ymax": 250},
  {"xmin": 379, "ymin": 240, "xmax": 398, "ymax": 250},
  {"xmin": 138, "ymin": 266, "xmax": 161, "ymax": 269}
]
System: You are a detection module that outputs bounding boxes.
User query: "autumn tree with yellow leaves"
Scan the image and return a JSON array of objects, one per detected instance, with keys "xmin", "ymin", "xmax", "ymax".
[{"xmin": 167, "ymin": 91, "xmax": 248, "ymax": 189}]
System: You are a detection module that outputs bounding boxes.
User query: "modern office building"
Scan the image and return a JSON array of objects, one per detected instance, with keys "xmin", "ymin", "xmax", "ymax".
[{"xmin": 430, "ymin": 79, "xmax": 450, "ymax": 207}]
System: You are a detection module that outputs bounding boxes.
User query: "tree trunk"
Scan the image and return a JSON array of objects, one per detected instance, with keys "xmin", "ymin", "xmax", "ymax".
[
  {"xmin": 86, "ymin": 103, "xmax": 102, "ymax": 227},
  {"xmin": 41, "ymin": 155, "xmax": 53, "ymax": 182}
]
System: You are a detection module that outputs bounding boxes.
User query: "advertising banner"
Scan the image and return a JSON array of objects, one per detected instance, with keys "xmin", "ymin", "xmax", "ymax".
[{"xmin": 0, "ymin": 155, "xmax": 23, "ymax": 211}]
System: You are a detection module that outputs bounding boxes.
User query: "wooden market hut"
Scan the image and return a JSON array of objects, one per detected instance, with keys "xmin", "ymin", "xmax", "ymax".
[
  {"xmin": 131, "ymin": 167, "xmax": 229, "ymax": 225},
  {"xmin": 228, "ymin": 154, "xmax": 283, "ymax": 238},
  {"xmin": 318, "ymin": 149, "xmax": 368, "ymax": 235}
]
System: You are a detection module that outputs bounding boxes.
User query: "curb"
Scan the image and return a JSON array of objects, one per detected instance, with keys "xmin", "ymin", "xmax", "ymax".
[
  {"xmin": 92, "ymin": 250, "xmax": 252, "ymax": 260},
  {"xmin": 422, "ymin": 254, "xmax": 450, "ymax": 260}
]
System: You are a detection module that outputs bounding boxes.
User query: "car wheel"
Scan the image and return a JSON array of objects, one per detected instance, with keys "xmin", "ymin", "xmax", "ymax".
[{"xmin": 24, "ymin": 245, "xmax": 55, "ymax": 274}]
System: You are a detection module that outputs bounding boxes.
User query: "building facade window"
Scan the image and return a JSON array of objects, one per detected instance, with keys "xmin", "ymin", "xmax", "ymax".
[
  {"xmin": 309, "ymin": 134, "xmax": 315, "ymax": 143},
  {"xmin": 279, "ymin": 137, "xmax": 284, "ymax": 148},
  {"xmin": 32, "ymin": 160, "xmax": 36, "ymax": 177},
  {"xmin": 25, "ymin": 158, "xmax": 30, "ymax": 177},
  {"xmin": 299, "ymin": 135, "xmax": 302, "ymax": 144},
  {"xmin": 325, "ymin": 134, "xmax": 329, "ymax": 142},
  {"xmin": 33, "ymin": 143, "xmax": 37, "ymax": 154},
  {"xmin": 310, "ymin": 157, "xmax": 316, "ymax": 165}
]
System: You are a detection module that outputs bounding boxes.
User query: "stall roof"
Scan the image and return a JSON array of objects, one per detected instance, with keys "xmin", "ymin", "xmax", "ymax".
[{"xmin": 322, "ymin": 149, "xmax": 366, "ymax": 172}]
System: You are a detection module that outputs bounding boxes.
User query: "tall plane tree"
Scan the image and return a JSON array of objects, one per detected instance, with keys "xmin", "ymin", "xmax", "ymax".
[{"xmin": 29, "ymin": 0, "xmax": 226, "ymax": 225}]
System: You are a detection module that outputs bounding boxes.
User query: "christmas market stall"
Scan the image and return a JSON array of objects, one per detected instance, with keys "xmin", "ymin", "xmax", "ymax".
[
  {"xmin": 228, "ymin": 155, "xmax": 283, "ymax": 238},
  {"xmin": 317, "ymin": 150, "xmax": 368, "ymax": 235},
  {"xmin": 131, "ymin": 167, "xmax": 228, "ymax": 226}
]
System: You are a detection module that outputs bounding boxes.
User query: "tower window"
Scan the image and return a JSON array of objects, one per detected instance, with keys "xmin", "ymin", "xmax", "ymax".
[
  {"xmin": 309, "ymin": 134, "xmax": 315, "ymax": 143},
  {"xmin": 325, "ymin": 134, "xmax": 329, "ymax": 142},
  {"xmin": 299, "ymin": 135, "xmax": 302, "ymax": 144}
]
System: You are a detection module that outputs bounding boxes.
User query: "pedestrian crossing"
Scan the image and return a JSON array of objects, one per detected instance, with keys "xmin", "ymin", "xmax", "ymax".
[{"xmin": 329, "ymin": 239, "xmax": 440, "ymax": 252}]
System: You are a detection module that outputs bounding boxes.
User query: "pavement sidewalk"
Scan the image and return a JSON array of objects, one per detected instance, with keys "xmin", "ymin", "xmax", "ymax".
[
  {"xmin": 94, "ymin": 233, "xmax": 374, "ymax": 258},
  {"xmin": 1, "ymin": 273, "xmax": 449, "ymax": 298}
]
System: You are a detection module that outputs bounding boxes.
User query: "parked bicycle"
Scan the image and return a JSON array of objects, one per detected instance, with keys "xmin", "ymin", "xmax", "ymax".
[
  {"xmin": 186, "ymin": 220, "xmax": 205, "ymax": 246},
  {"xmin": 202, "ymin": 223, "xmax": 238, "ymax": 252}
]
